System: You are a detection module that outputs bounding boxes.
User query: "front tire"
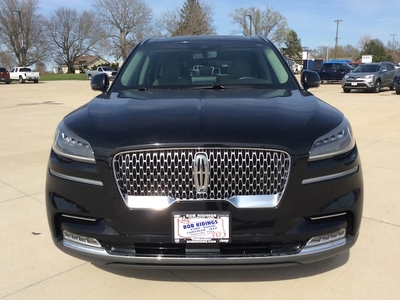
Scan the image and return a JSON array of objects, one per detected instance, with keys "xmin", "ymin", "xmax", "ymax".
[
  {"xmin": 343, "ymin": 88, "xmax": 351, "ymax": 93},
  {"xmin": 390, "ymin": 79, "xmax": 395, "ymax": 90},
  {"xmin": 373, "ymin": 80, "xmax": 381, "ymax": 93},
  {"xmin": 19, "ymin": 76, "xmax": 26, "ymax": 84}
]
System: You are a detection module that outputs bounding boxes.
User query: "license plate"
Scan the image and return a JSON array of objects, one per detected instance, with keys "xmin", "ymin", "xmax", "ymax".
[
  {"xmin": 173, "ymin": 213, "xmax": 230, "ymax": 243},
  {"xmin": 351, "ymin": 82, "xmax": 358, "ymax": 86}
]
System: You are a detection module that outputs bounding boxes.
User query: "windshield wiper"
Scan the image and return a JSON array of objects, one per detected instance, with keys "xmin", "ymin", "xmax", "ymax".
[{"xmin": 187, "ymin": 85, "xmax": 226, "ymax": 90}]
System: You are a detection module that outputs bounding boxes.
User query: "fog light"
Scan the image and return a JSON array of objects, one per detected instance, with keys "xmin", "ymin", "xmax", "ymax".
[
  {"xmin": 63, "ymin": 230, "xmax": 101, "ymax": 248},
  {"xmin": 306, "ymin": 228, "xmax": 346, "ymax": 247}
]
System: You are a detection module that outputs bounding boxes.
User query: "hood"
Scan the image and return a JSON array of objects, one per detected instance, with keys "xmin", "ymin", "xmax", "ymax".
[{"xmin": 64, "ymin": 89, "xmax": 343, "ymax": 158}]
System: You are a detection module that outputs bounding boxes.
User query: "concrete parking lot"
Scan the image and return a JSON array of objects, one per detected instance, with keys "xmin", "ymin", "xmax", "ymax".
[{"xmin": 0, "ymin": 80, "xmax": 399, "ymax": 299}]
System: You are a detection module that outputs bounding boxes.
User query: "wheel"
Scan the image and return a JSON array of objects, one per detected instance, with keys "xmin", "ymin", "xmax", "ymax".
[
  {"xmin": 5, "ymin": 80, "xmax": 10, "ymax": 84},
  {"xmin": 390, "ymin": 79, "xmax": 395, "ymax": 90},
  {"xmin": 373, "ymin": 80, "xmax": 381, "ymax": 93},
  {"xmin": 19, "ymin": 76, "xmax": 25, "ymax": 83},
  {"xmin": 33, "ymin": 80, "xmax": 38, "ymax": 83},
  {"xmin": 343, "ymin": 88, "xmax": 350, "ymax": 93},
  {"xmin": 396, "ymin": 88, "xmax": 400, "ymax": 95},
  {"xmin": 87, "ymin": 74, "xmax": 92, "ymax": 80}
]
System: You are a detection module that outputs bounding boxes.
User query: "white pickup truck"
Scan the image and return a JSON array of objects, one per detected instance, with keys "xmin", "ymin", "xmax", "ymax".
[
  {"xmin": 85, "ymin": 66, "xmax": 117, "ymax": 80},
  {"xmin": 10, "ymin": 67, "xmax": 40, "ymax": 83}
]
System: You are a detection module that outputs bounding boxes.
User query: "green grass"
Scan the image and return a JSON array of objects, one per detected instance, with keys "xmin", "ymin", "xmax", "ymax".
[{"xmin": 40, "ymin": 73, "xmax": 88, "ymax": 81}]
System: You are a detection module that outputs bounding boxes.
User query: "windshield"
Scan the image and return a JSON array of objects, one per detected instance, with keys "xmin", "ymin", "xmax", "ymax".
[
  {"xmin": 113, "ymin": 38, "xmax": 297, "ymax": 91},
  {"xmin": 354, "ymin": 64, "xmax": 380, "ymax": 73}
]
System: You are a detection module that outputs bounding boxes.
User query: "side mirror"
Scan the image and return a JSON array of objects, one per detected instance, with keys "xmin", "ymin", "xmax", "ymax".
[
  {"xmin": 301, "ymin": 70, "xmax": 321, "ymax": 90},
  {"xmin": 91, "ymin": 73, "xmax": 109, "ymax": 92}
]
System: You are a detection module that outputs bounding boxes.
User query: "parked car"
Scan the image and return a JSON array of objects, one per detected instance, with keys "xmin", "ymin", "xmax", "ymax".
[
  {"xmin": 0, "ymin": 67, "xmax": 11, "ymax": 84},
  {"xmin": 318, "ymin": 62, "xmax": 354, "ymax": 83},
  {"xmin": 46, "ymin": 35, "xmax": 363, "ymax": 268},
  {"xmin": 85, "ymin": 66, "xmax": 117, "ymax": 80},
  {"xmin": 395, "ymin": 75, "xmax": 400, "ymax": 94},
  {"xmin": 342, "ymin": 62, "xmax": 397, "ymax": 93},
  {"xmin": 9, "ymin": 67, "xmax": 40, "ymax": 83}
]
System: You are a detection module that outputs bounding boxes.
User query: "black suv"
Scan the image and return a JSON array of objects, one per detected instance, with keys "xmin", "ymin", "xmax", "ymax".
[
  {"xmin": 46, "ymin": 35, "xmax": 363, "ymax": 268},
  {"xmin": 318, "ymin": 62, "xmax": 354, "ymax": 82}
]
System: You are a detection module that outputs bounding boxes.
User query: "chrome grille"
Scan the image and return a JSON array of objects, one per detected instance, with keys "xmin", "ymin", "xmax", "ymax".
[{"xmin": 113, "ymin": 148, "xmax": 291, "ymax": 200}]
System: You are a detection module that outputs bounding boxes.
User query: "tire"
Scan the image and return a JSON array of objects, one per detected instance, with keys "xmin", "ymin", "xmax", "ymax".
[
  {"xmin": 390, "ymin": 79, "xmax": 395, "ymax": 90},
  {"xmin": 5, "ymin": 80, "xmax": 10, "ymax": 84},
  {"xmin": 33, "ymin": 80, "xmax": 38, "ymax": 83},
  {"xmin": 19, "ymin": 76, "xmax": 26, "ymax": 83},
  {"xmin": 343, "ymin": 88, "xmax": 351, "ymax": 93},
  {"xmin": 396, "ymin": 88, "xmax": 400, "ymax": 95},
  {"xmin": 373, "ymin": 80, "xmax": 381, "ymax": 93},
  {"xmin": 87, "ymin": 74, "xmax": 92, "ymax": 80}
]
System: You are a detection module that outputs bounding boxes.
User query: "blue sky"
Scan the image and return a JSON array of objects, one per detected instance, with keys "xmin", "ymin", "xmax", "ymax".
[{"xmin": 38, "ymin": 0, "xmax": 400, "ymax": 50}]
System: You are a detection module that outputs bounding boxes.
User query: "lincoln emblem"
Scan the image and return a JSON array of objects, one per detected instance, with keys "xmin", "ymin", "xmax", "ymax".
[{"xmin": 193, "ymin": 152, "xmax": 210, "ymax": 198}]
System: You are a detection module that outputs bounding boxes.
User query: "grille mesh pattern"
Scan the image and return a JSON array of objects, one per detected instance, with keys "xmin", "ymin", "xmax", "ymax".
[{"xmin": 113, "ymin": 148, "xmax": 291, "ymax": 200}]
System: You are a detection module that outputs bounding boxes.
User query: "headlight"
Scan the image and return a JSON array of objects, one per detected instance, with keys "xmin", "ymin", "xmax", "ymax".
[
  {"xmin": 52, "ymin": 121, "xmax": 95, "ymax": 163},
  {"xmin": 364, "ymin": 75, "xmax": 374, "ymax": 80},
  {"xmin": 309, "ymin": 118, "xmax": 355, "ymax": 161}
]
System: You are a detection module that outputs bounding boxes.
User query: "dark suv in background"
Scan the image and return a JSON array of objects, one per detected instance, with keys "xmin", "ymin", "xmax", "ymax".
[
  {"xmin": 318, "ymin": 62, "xmax": 354, "ymax": 83},
  {"xmin": 0, "ymin": 67, "xmax": 11, "ymax": 84}
]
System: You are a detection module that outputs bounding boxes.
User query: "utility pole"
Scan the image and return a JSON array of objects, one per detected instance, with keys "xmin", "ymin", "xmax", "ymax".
[
  {"xmin": 246, "ymin": 15, "xmax": 252, "ymax": 36},
  {"xmin": 390, "ymin": 33, "xmax": 397, "ymax": 50},
  {"xmin": 334, "ymin": 19, "xmax": 343, "ymax": 60}
]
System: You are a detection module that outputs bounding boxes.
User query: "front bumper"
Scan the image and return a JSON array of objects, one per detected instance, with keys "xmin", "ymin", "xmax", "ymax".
[
  {"xmin": 342, "ymin": 80, "xmax": 374, "ymax": 89},
  {"xmin": 46, "ymin": 146, "xmax": 363, "ymax": 268},
  {"xmin": 56, "ymin": 226, "xmax": 355, "ymax": 268}
]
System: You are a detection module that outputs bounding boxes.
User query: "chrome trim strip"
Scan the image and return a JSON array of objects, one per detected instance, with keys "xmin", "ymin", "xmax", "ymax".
[
  {"xmin": 124, "ymin": 196, "xmax": 176, "ymax": 210},
  {"xmin": 299, "ymin": 238, "xmax": 346, "ymax": 255},
  {"xmin": 228, "ymin": 195, "xmax": 279, "ymax": 208},
  {"xmin": 309, "ymin": 212, "xmax": 346, "ymax": 221},
  {"xmin": 302, "ymin": 166, "xmax": 359, "ymax": 185},
  {"xmin": 123, "ymin": 194, "xmax": 280, "ymax": 210},
  {"xmin": 49, "ymin": 169, "xmax": 104, "ymax": 187},
  {"xmin": 61, "ymin": 214, "xmax": 97, "ymax": 222},
  {"xmin": 60, "ymin": 236, "xmax": 349, "ymax": 266}
]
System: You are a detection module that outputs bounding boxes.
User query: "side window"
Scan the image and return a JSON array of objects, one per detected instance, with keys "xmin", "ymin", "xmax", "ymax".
[
  {"xmin": 323, "ymin": 63, "xmax": 333, "ymax": 70},
  {"xmin": 381, "ymin": 64, "xmax": 388, "ymax": 72},
  {"xmin": 387, "ymin": 64, "xmax": 394, "ymax": 71}
]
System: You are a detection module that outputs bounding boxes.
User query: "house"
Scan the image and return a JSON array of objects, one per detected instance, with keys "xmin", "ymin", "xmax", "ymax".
[{"xmin": 57, "ymin": 55, "xmax": 111, "ymax": 74}]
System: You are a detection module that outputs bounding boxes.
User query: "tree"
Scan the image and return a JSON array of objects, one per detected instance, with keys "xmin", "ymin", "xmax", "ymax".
[
  {"xmin": 155, "ymin": 10, "xmax": 180, "ymax": 37},
  {"xmin": 360, "ymin": 38, "xmax": 390, "ymax": 62},
  {"xmin": 280, "ymin": 30, "xmax": 302, "ymax": 64},
  {"xmin": 172, "ymin": 0, "xmax": 216, "ymax": 36},
  {"xmin": 0, "ymin": 0, "xmax": 48, "ymax": 67},
  {"xmin": 94, "ymin": 0, "xmax": 153, "ymax": 61},
  {"xmin": 44, "ymin": 7, "xmax": 102, "ymax": 73},
  {"xmin": 230, "ymin": 6, "xmax": 288, "ymax": 47}
]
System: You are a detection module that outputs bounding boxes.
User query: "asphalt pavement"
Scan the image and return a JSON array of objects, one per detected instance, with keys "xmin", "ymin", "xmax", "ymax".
[{"xmin": 0, "ymin": 80, "xmax": 399, "ymax": 299}]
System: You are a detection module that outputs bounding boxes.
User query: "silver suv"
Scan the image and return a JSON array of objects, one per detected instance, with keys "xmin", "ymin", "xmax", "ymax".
[{"xmin": 342, "ymin": 62, "xmax": 398, "ymax": 93}]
